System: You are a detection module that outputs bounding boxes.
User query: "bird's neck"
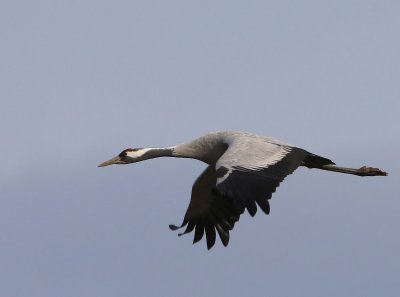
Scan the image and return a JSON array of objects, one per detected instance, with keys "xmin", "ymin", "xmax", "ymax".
[
  {"xmin": 129, "ymin": 146, "xmax": 205, "ymax": 163},
  {"xmin": 139, "ymin": 147, "xmax": 175, "ymax": 160}
]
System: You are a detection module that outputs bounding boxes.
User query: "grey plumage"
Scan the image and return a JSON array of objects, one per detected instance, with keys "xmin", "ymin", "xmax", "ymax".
[{"xmin": 99, "ymin": 131, "xmax": 387, "ymax": 249}]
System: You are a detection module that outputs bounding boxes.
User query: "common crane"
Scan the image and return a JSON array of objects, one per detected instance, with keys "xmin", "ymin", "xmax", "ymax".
[{"xmin": 98, "ymin": 131, "xmax": 387, "ymax": 249}]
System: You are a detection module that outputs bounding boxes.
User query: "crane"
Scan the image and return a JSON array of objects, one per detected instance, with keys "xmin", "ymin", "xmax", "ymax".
[{"xmin": 98, "ymin": 131, "xmax": 387, "ymax": 249}]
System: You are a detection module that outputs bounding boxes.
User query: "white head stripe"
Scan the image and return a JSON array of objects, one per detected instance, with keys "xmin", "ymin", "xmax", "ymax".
[{"xmin": 126, "ymin": 148, "xmax": 153, "ymax": 158}]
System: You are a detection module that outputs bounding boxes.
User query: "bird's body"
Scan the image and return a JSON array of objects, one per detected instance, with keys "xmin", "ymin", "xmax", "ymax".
[
  {"xmin": 99, "ymin": 131, "xmax": 387, "ymax": 249},
  {"xmin": 173, "ymin": 131, "xmax": 291, "ymax": 164}
]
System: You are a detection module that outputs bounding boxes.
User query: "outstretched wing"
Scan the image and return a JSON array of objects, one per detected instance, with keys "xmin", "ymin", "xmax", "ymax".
[
  {"xmin": 169, "ymin": 165, "xmax": 239, "ymax": 249},
  {"xmin": 215, "ymin": 138, "xmax": 307, "ymax": 217},
  {"xmin": 170, "ymin": 137, "xmax": 307, "ymax": 249}
]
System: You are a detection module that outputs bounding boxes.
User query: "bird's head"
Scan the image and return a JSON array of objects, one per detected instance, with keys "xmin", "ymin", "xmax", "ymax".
[{"xmin": 98, "ymin": 148, "xmax": 149, "ymax": 167}]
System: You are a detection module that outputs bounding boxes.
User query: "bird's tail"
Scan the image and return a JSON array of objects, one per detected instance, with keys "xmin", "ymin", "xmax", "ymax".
[
  {"xmin": 302, "ymin": 151, "xmax": 387, "ymax": 177},
  {"xmin": 303, "ymin": 152, "xmax": 335, "ymax": 168}
]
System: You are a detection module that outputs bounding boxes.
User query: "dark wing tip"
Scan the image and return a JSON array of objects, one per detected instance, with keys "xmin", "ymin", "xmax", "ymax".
[
  {"xmin": 169, "ymin": 219, "xmax": 188, "ymax": 231},
  {"xmin": 193, "ymin": 224, "xmax": 205, "ymax": 244},
  {"xmin": 205, "ymin": 225, "xmax": 216, "ymax": 250},
  {"xmin": 169, "ymin": 224, "xmax": 180, "ymax": 231},
  {"xmin": 256, "ymin": 199, "xmax": 270, "ymax": 215},
  {"xmin": 246, "ymin": 199, "xmax": 257, "ymax": 217},
  {"xmin": 172, "ymin": 217, "xmax": 232, "ymax": 249},
  {"xmin": 216, "ymin": 224, "xmax": 230, "ymax": 247}
]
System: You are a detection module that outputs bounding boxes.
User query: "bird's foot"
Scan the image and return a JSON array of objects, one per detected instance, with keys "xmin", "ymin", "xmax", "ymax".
[{"xmin": 359, "ymin": 166, "xmax": 388, "ymax": 176}]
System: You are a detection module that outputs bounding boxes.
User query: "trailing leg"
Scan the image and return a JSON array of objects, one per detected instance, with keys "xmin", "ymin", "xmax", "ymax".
[{"xmin": 302, "ymin": 151, "xmax": 387, "ymax": 176}]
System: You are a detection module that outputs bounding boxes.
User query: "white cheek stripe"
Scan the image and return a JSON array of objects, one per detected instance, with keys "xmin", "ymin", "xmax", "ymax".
[{"xmin": 126, "ymin": 148, "xmax": 153, "ymax": 158}]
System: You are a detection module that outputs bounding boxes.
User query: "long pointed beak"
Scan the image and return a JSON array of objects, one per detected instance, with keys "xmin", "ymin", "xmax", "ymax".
[{"xmin": 98, "ymin": 156, "xmax": 123, "ymax": 167}]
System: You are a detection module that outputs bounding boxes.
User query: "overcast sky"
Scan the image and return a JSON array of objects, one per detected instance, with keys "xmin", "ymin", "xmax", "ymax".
[{"xmin": 1, "ymin": 1, "xmax": 399, "ymax": 297}]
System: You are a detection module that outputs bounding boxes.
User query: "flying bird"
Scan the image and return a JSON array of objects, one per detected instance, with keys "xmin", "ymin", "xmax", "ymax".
[{"xmin": 98, "ymin": 131, "xmax": 387, "ymax": 249}]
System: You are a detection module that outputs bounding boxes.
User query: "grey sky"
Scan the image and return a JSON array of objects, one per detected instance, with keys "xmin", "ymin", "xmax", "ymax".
[{"xmin": 1, "ymin": 1, "xmax": 399, "ymax": 296}]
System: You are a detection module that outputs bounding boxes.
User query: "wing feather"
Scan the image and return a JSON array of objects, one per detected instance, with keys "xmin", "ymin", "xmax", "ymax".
[
  {"xmin": 215, "ymin": 137, "xmax": 306, "ymax": 216},
  {"xmin": 170, "ymin": 134, "xmax": 307, "ymax": 249},
  {"xmin": 215, "ymin": 224, "xmax": 229, "ymax": 246},
  {"xmin": 193, "ymin": 223, "xmax": 205, "ymax": 243},
  {"xmin": 170, "ymin": 165, "xmax": 239, "ymax": 249}
]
